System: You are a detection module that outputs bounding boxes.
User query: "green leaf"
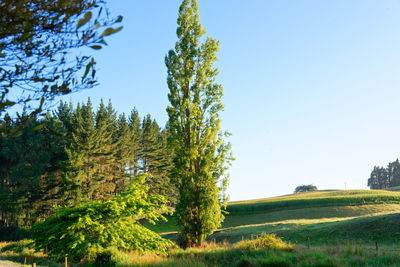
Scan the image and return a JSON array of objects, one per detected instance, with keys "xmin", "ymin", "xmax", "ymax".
[
  {"xmin": 33, "ymin": 124, "xmax": 44, "ymax": 131},
  {"xmin": 90, "ymin": 45, "xmax": 102, "ymax": 50},
  {"xmin": 83, "ymin": 63, "xmax": 91, "ymax": 79},
  {"xmin": 115, "ymin": 15, "xmax": 123, "ymax": 23},
  {"xmin": 77, "ymin": 19, "xmax": 86, "ymax": 29},
  {"xmin": 98, "ymin": 39, "xmax": 108, "ymax": 46},
  {"xmin": 84, "ymin": 11, "xmax": 92, "ymax": 21},
  {"xmin": 77, "ymin": 11, "xmax": 92, "ymax": 29},
  {"xmin": 3, "ymin": 100, "xmax": 16, "ymax": 107},
  {"xmin": 100, "ymin": 26, "xmax": 123, "ymax": 38}
]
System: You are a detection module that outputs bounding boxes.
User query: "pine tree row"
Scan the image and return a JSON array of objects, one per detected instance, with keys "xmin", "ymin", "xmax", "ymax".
[{"xmin": 0, "ymin": 99, "xmax": 177, "ymax": 229}]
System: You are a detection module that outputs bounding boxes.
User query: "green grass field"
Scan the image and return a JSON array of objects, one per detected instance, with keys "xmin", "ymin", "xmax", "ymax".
[
  {"xmin": 147, "ymin": 190, "xmax": 400, "ymax": 239},
  {"xmin": 4, "ymin": 189, "xmax": 400, "ymax": 266}
]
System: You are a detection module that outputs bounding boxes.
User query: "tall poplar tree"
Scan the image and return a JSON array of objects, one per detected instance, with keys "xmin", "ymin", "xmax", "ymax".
[{"xmin": 165, "ymin": 0, "xmax": 232, "ymax": 247}]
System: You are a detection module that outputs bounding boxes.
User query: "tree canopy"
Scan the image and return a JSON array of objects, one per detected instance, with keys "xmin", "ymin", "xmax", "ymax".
[
  {"xmin": 32, "ymin": 174, "xmax": 174, "ymax": 261},
  {"xmin": 0, "ymin": 99, "xmax": 177, "ymax": 231},
  {"xmin": 165, "ymin": 0, "xmax": 232, "ymax": 247},
  {"xmin": 294, "ymin": 184, "xmax": 317, "ymax": 194},
  {"xmin": 0, "ymin": 0, "xmax": 122, "ymax": 125},
  {"xmin": 368, "ymin": 159, "xmax": 400, "ymax": 189}
]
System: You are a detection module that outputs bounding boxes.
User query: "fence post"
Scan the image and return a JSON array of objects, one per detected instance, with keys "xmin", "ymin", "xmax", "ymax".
[
  {"xmin": 32, "ymin": 264, "xmax": 36, "ymax": 267},
  {"xmin": 65, "ymin": 256, "xmax": 68, "ymax": 267},
  {"xmin": 307, "ymin": 237, "xmax": 310, "ymax": 249},
  {"xmin": 375, "ymin": 241, "xmax": 378, "ymax": 252}
]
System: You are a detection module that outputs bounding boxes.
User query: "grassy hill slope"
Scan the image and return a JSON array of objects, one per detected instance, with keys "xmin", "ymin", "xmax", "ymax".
[{"xmin": 147, "ymin": 190, "xmax": 400, "ymax": 245}]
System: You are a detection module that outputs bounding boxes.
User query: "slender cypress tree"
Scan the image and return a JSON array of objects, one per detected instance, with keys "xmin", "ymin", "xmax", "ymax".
[{"xmin": 165, "ymin": 0, "xmax": 232, "ymax": 246}]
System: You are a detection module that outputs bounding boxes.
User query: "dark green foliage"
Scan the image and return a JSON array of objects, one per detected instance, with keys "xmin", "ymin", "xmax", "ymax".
[
  {"xmin": 387, "ymin": 159, "xmax": 400, "ymax": 187},
  {"xmin": 0, "ymin": 113, "xmax": 66, "ymax": 228},
  {"xmin": 294, "ymin": 184, "xmax": 317, "ymax": 193},
  {"xmin": 32, "ymin": 175, "xmax": 174, "ymax": 261},
  {"xmin": 140, "ymin": 116, "xmax": 176, "ymax": 204},
  {"xmin": 367, "ymin": 159, "xmax": 400, "ymax": 189},
  {"xmin": 368, "ymin": 166, "xmax": 389, "ymax": 189},
  {"xmin": 0, "ymin": 99, "xmax": 177, "ymax": 234}
]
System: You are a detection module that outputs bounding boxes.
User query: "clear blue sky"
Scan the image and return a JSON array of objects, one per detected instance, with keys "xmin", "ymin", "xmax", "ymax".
[{"xmin": 60, "ymin": 0, "xmax": 400, "ymax": 201}]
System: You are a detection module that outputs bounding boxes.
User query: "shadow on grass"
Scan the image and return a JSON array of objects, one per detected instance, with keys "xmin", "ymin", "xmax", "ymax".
[
  {"xmin": 127, "ymin": 246, "xmax": 400, "ymax": 267},
  {"xmin": 207, "ymin": 213, "xmax": 400, "ymax": 246},
  {"xmin": 0, "ymin": 240, "xmax": 47, "ymax": 266}
]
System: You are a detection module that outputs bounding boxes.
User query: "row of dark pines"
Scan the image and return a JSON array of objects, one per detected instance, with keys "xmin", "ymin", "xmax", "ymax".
[{"xmin": 0, "ymin": 99, "xmax": 178, "ymax": 236}]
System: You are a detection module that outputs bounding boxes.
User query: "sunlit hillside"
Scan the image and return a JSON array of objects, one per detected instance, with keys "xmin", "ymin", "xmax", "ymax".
[{"xmin": 149, "ymin": 190, "xmax": 400, "ymax": 246}]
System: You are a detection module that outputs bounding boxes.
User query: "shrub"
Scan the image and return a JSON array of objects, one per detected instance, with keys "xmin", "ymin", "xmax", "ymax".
[
  {"xmin": 294, "ymin": 184, "xmax": 317, "ymax": 193},
  {"xmin": 233, "ymin": 233, "xmax": 292, "ymax": 251},
  {"xmin": 31, "ymin": 175, "xmax": 175, "ymax": 262}
]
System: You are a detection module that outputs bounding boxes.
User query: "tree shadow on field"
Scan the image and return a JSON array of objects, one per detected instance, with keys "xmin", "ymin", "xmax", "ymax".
[
  {"xmin": 0, "ymin": 240, "xmax": 47, "ymax": 266},
  {"xmin": 211, "ymin": 213, "xmax": 400, "ymax": 246}
]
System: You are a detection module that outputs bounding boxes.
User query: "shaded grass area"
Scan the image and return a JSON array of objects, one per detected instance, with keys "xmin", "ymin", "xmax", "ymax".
[
  {"xmin": 4, "ymin": 239, "xmax": 400, "ymax": 267},
  {"xmin": 0, "ymin": 240, "xmax": 46, "ymax": 266},
  {"xmin": 157, "ymin": 246, "xmax": 400, "ymax": 267},
  {"xmin": 146, "ymin": 202, "xmax": 400, "ymax": 234},
  {"xmin": 387, "ymin": 186, "xmax": 400, "ymax": 191},
  {"xmin": 210, "ymin": 212, "xmax": 400, "ymax": 246},
  {"xmin": 146, "ymin": 190, "xmax": 400, "ymax": 234},
  {"xmin": 223, "ymin": 204, "xmax": 400, "ymax": 228}
]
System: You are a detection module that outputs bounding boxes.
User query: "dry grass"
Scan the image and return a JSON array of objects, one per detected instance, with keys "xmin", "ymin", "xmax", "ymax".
[{"xmin": 233, "ymin": 233, "xmax": 293, "ymax": 251}]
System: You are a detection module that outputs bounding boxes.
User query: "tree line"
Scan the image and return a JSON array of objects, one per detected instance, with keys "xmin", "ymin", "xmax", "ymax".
[
  {"xmin": 0, "ymin": 99, "xmax": 177, "ymax": 229},
  {"xmin": 367, "ymin": 159, "xmax": 400, "ymax": 189},
  {"xmin": 1, "ymin": 0, "xmax": 231, "ymax": 255}
]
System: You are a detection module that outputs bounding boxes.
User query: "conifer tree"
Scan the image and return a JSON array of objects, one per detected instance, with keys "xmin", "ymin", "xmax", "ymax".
[
  {"xmin": 388, "ymin": 159, "xmax": 400, "ymax": 187},
  {"xmin": 114, "ymin": 113, "xmax": 131, "ymax": 194},
  {"xmin": 128, "ymin": 109, "xmax": 141, "ymax": 177},
  {"xmin": 139, "ymin": 116, "xmax": 177, "ymax": 204},
  {"xmin": 165, "ymin": 0, "xmax": 232, "ymax": 246},
  {"xmin": 0, "ymin": 99, "xmax": 178, "ymax": 231},
  {"xmin": 93, "ymin": 100, "xmax": 118, "ymax": 199},
  {"xmin": 64, "ymin": 99, "xmax": 98, "ymax": 201}
]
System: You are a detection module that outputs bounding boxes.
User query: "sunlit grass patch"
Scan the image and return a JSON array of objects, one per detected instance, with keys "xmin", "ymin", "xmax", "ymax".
[{"xmin": 233, "ymin": 233, "xmax": 293, "ymax": 251}]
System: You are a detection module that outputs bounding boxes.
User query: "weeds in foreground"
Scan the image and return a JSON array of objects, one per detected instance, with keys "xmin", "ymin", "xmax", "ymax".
[
  {"xmin": 2, "ymin": 236, "xmax": 400, "ymax": 266},
  {"xmin": 0, "ymin": 240, "xmax": 46, "ymax": 266}
]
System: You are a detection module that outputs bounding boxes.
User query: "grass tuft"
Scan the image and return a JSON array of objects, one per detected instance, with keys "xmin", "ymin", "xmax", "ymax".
[{"xmin": 234, "ymin": 233, "xmax": 293, "ymax": 251}]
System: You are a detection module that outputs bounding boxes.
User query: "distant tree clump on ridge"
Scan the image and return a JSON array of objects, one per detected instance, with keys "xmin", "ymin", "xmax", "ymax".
[
  {"xmin": 368, "ymin": 159, "xmax": 400, "ymax": 189},
  {"xmin": 294, "ymin": 184, "xmax": 318, "ymax": 193}
]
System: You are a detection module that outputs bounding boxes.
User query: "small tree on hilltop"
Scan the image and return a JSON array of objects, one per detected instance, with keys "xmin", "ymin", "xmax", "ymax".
[
  {"xmin": 165, "ymin": 0, "xmax": 232, "ymax": 247},
  {"xmin": 294, "ymin": 184, "xmax": 317, "ymax": 193}
]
